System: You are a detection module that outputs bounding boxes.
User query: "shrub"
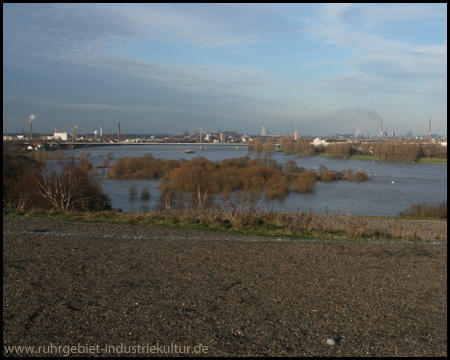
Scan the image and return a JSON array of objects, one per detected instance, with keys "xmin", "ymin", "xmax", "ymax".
[
  {"xmin": 346, "ymin": 168, "xmax": 354, "ymax": 181},
  {"xmin": 293, "ymin": 170, "xmax": 318, "ymax": 193},
  {"xmin": 320, "ymin": 169, "xmax": 337, "ymax": 182},
  {"xmin": 355, "ymin": 168, "xmax": 369, "ymax": 182},
  {"xmin": 264, "ymin": 174, "xmax": 289, "ymax": 200},
  {"xmin": 129, "ymin": 183, "xmax": 138, "ymax": 199},
  {"xmin": 400, "ymin": 201, "xmax": 447, "ymax": 219},
  {"xmin": 3, "ymin": 152, "xmax": 45, "ymax": 211},
  {"xmin": 140, "ymin": 187, "xmax": 151, "ymax": 200}
]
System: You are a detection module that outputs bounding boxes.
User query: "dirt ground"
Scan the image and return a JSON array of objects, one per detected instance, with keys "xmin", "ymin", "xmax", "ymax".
[{"xmin": 3, "ymin": 217, "xmax": 447, "ymax": 357}]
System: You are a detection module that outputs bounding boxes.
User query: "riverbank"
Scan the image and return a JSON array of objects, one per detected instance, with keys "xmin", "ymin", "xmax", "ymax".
[
  {"xmin": 4, "ymin": 210, "xmax": 447, "ymax": 243},
  {"xmin": 3, "ymin": 216, "xmax": 447, "ymax": 356},
  {"xmin": 275, "ymin": 149, "xmax": 447, "ymax": 164}
]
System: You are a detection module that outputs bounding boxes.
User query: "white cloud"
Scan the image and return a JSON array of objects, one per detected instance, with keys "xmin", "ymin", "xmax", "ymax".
[
  {"xmin": 296, "ymin": 4, "xmax": 447, "ymax": 102},
  {"xmin": 3, "ymin": 4, "xmax": 446, "ymax": 135},
  {"xmin": 3, "ymin": 4, "xmax": 273, "ymax": 96}
]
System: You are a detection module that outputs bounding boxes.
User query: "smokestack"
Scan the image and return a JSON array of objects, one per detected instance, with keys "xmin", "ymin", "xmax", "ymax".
[
  {"xmin": 100, "ymin": 126, "xmax": 102, "ymax": 137},
  {"xmin": 29, "ymin": 114, "xmax": 35, "ymax": 140},
  {"xmin": 118, "ymin": 122, "xmax": 120, "ymax": 142},
  {"xmin": 429, "ymin": 118, "xmax": 431, "ymax": 135}
]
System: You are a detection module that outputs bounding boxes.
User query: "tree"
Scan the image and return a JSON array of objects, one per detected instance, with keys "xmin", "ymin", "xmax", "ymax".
[
  {"xmin": 253, "ymin": 138, "xmax": 263, "ymax": 154},
  {"xmin": 263, "ymin": 139, "xmax": 276, "ymax": 155},
  {"xmin": 3, "ymin": 153, "xmax": 44, "ymax": 211},
  {"xmin": 284, "ymin": 159, "xmax": 299, "ymax": 174},
  {"xmin": 157, "ymin": 185, "xmax": 176, "ymax": 211},
  {"xmin": 35, "ymin": 159, "xmax": 111, "ymax": 211},
  {"xmin": 129, "ymin": 183, "xmax": 138, "ymax": 199},
  {"xmin": 140, "ymin": 187, "xmax": 151, "ymax": 201}
]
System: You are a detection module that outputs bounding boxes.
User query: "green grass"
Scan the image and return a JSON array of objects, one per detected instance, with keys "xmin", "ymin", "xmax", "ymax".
[
  {"xmin": 415, "ymin": 157, "xmax": 447, "ymax": 164},
  {"xmin": 4, "ymin": 209, "xmax": 445, "ymax": 243},
  {"xmin": 277, "ymin": 150, "xmax": 447, "ymax": 164},
  {"xmin": 348, "ymin": 155, "xmax": 378, "ymax": 160}
]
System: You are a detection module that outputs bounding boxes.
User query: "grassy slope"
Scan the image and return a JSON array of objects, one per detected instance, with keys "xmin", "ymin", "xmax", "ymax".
[{"xmin": 4, "ymin": 210, "xmax": 446, "ymax": 243}]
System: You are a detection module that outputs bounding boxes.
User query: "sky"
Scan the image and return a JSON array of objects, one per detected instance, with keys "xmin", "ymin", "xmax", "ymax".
[{"xmin": 3, "ymin": 3, "xmax": 447, "ymax": 137}]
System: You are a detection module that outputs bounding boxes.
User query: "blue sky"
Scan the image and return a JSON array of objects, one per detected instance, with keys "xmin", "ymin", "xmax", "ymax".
[{"xmin": 3, "ymin": 3, "xmax": 447, "ymax": 136}]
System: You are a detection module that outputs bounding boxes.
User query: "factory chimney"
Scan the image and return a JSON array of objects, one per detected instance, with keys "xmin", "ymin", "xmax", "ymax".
[
  {"xmin": 428, "ymin": 118, "xmax": 431, "ymax": 139},
  {"xmin": 29, "ymin": 114, "xmax": 35, "ymax": 140},
  {"xmin": 118, "ymin": 122, "xmax": 120, "ymax": 142}
]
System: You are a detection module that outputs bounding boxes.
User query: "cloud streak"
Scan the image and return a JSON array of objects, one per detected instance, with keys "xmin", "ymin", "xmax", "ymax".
[
  {"xmin": 297, "ymin": 3, "xmax": 446, "ymax": 102},
  {"xmin": 3, "ymin": 3, "xmax": 447, "ymax": 135}
]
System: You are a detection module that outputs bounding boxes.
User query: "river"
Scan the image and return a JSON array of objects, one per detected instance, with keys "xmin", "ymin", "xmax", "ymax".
[{"xmin": 61, "ymin": 144, "xmax": 447, "ymax": 216}]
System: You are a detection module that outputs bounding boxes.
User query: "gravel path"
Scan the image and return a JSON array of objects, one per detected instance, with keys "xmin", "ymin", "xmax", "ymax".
[{"xmin": 3, "ymin": 217, "xmax": 447, "ymax": 357}]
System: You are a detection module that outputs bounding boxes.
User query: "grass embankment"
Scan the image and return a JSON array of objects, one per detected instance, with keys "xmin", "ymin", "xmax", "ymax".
[
  {"xmin": 4, "ymin": 205, "xmax": 446, "ymax": 243},
  {"xmin": 276, "ymin": 150, "xmax": 447, "ymax": 164},
  {"xmin": 348, "ymin": 155, "xmax": 446, "ymax": 163},
  {"xmin": 415, "ymin": 157, "xmax": 447, "ymax": 164}
]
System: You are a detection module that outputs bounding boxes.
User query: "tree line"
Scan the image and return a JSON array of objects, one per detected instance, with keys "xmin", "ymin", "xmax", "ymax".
[
  {"xmin": 279, "ymin": 138, "xmax": 447, "ymax": 161},
  {"xmin": 246, "ymin": 138, "xmax": 277, "ymax": 155}
]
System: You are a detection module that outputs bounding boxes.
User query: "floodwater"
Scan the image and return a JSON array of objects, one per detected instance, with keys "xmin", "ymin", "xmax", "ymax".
[{"xmin": 61, "ymin": 144, "xmax": 447, "ymax": 216}]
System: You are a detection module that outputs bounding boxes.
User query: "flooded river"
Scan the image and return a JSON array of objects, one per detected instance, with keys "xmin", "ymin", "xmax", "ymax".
[{"xmin": 62, "ymin": 144, "xmax": 447, "ymax": 216}]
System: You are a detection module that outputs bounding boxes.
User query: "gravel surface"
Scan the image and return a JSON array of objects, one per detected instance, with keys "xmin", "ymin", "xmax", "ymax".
[{"xmin": 3, "ymin": 216, "xmax": 447, "ymax": 357}]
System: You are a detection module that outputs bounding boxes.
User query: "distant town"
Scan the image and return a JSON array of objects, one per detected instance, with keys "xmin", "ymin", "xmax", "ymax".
[{"xmin": 3, "ymin": 119, "xmax": 447, "ymax": 151}]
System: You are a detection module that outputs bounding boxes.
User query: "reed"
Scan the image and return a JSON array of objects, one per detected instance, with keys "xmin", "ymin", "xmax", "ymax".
[{"xmin": 400, "ymin": 201, "xmax": 447, "ymax": 219}]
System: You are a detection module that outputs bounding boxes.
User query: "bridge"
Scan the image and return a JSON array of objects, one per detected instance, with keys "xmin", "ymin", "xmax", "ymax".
[
  {"xmin": 36, "ymin": 126, "xmax": 249, "ymax": 149},
  {"xmin": 60, "ymin": 141, "xmax": 247, "ymax": 148}
]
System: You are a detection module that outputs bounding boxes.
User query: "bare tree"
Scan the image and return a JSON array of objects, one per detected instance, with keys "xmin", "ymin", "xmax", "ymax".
[
  {"xmin": 192, "ymin": 184, "xmax": 209, "ymax": 209},
  {"xmin": 35, "ymin": 165, "xmax": 93, "ymax": 211}
]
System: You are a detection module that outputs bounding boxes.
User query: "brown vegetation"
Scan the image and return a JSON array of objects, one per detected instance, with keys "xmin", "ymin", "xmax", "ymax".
[
  {"xmin": 421, "ymin": 143, "xmax": 447, "ymax": 159},
  {"xmin": 3, "ymin": 152, "xmax": 111, "ymax": 212},
  {"xmin": 279, "ymin": 138, "xmax": 447, "ymax": 162},
  {"xmin": 400, "ymin": 201, "xmax": 447, "ymax": 219},
  {"xmin": 279, "ymin": 138, "xmax": 316, "ymax": 155},
  {"xmin": 325, "ymin": 142, "xmax": 354, "ymax": 158},
  {"xmin": 108, "ymin": 153, "xmax": 181, "ymax": 179},
  {"xmin": 148, "ymin": 200, "xmax": 446, "ymax": 241},
  {"xmin": 3, "ymin": 153, "xmax": 45, "ymax": 212},
  {"xmin": 372, "ymin": 141, "xmax": 421, "ymax": 162},
  {"xmin": 354, "ymin": 168, "xmax": 369, "ymax": 182},
  {"xmin": 107, "ymin": 155, "xmax": 370, "ymax": 202},
  {"xmin": 263, "ymin": 138, "xmax": 276, "ymax": 155},
  {"xmin": 246, "ymin": 138, "xmax": 263, "ymax": 154}
]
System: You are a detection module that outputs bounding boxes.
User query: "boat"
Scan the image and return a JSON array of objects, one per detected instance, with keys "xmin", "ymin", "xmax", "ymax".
[{"xmin": 181, "ymin": 149, "xmax": 195, "ymax": 153}]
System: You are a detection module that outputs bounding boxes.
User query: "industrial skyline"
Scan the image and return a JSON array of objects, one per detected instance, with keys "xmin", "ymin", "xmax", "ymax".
[
  {"xmin": 7, "ymin": 117, "xmax": 445, "ymax": 142},
  {"xmin": 3, "ymin": 4, "xmax": 447, "ymax": 136}
]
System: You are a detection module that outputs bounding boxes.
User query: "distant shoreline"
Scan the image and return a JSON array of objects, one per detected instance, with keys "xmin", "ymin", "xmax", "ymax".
[{"xmin": 275, "ymin": 150, "xmax": 447, "ymax": 164}]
